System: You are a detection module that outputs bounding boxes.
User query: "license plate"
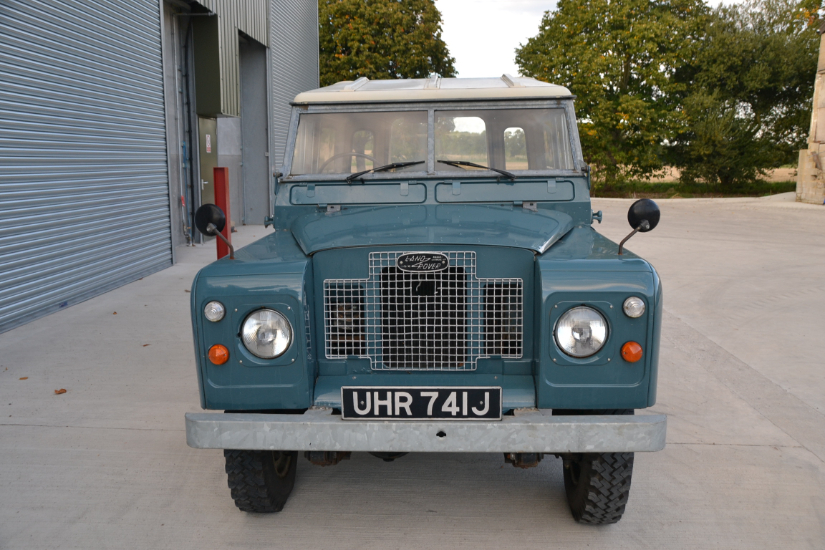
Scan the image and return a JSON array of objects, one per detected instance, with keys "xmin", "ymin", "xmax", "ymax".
[{"xmin": 341, "ymin": 387, "xmax": 502, "ymax": 420}]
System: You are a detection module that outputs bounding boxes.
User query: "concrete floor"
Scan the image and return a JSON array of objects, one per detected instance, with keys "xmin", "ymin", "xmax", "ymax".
[{"xmin": 1, "ymin": 194, "xmax": 824, "ymax": 549}]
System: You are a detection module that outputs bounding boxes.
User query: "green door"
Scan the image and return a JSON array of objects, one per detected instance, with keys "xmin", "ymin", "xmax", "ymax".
[{"xmin": 198, "ymin": 116, "xmax": 217, "ymax": 205}]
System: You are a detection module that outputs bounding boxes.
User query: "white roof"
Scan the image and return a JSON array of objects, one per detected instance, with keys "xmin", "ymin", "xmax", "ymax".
[{"xmin": 293, "ymin": 75, "xmax": 572, "ymax": 104}]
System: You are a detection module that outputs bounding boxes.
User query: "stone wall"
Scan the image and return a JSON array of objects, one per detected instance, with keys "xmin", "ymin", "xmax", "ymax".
[
  {"xmin": 796, "ymin": 27, "xmax": 825, "ymax": 204},
  {"xmin": 797, "ymin": 149, "xmax": 825, "ymax": 204}
]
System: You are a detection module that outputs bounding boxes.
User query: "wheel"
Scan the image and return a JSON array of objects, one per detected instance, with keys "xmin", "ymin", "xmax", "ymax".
[
  {"xmin": 224, "ymin": 450, "xmax": 297, "ymax": 513},
  {"xmin": 318, "ymin": 152, "xmax": 376, "ymax": 172},
  {"xmin": 554, "ymin": 409, "xmax": 634, "ymax": 524},
  {"xmin": 562, "ymin": 452, "xmax": 634, "ymax": 524}
]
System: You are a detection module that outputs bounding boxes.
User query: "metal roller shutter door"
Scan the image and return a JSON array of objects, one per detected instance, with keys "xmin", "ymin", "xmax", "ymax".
[{"xmin": 0, "ymin": 0, "xmax": 172, "ymax": 333}]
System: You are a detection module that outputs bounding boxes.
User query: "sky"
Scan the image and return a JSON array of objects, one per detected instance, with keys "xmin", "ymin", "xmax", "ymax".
[{"xmin": 435, "ymin": 0, "xmax": 745, "ymax": 78}]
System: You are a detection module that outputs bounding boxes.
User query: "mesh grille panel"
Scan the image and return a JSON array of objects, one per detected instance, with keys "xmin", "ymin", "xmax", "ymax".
[
  {"xmin": 484, "ymin": 283, "xmax": 523, "ymax": 357},
  {"xmin": 380, "ymin": 266, "xmax": 467, "ymax": 369},
  {"xmin": 324, "ymin": 252, "xmax": 523, "ymax": 370},
  {"xmin": 324, "ymin": 283, "xmax": 366, "ymax": 358}
]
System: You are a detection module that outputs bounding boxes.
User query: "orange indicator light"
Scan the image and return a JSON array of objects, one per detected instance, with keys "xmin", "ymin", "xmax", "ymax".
[
  {"xmin": 209, "ymin": 344, "xmax": 230, "ymax": 365},
  {"xmin": 621, "ymin": 341, "xmax": 643, "ymax": 363}
]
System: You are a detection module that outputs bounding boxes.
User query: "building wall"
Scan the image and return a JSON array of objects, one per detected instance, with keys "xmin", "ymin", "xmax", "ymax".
[
  {"xmin": 270, "ymin": 0, "xmax": 320, "ymax": 168},
  {"xmin": 240, "ymin": 38, "xmax": 270, "ymax": 225},
  {"xmin": 192, "ymin": 0, "xmax": 269, "ymax": 117},
  {"xmin": 216, "ymin": 117, "xmax": 243, "ymax": 227},
  {"xmin": 162, "ymin": 3, "xmax": 188, "ymax": 247},
  {"xmin": 184, "ymin": 0, "xmax": 320, "ymax": 226},
  {"xmin": 0, "ymin": 0, "xmax": 319, "ymax": 333}
]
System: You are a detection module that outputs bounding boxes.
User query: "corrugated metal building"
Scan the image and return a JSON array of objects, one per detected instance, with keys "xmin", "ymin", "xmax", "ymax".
[{"xmin": 0, "ymin": 0, "xmax": 320, "ymax": 333}]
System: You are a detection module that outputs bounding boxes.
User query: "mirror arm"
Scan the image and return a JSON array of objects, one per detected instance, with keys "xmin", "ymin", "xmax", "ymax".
[
  {"xmin": 206, "ymin": 223, "xmax": 235, "ymax": 260},
  {"xmin": 617, "ymin": 220, "xmax": 650, "ymax": 256}
]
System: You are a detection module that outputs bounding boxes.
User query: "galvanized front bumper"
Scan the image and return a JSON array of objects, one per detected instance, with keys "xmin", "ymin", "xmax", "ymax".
[{"xmin": 185, "ymin": 409, "xmax": 666, "ymax": 453}]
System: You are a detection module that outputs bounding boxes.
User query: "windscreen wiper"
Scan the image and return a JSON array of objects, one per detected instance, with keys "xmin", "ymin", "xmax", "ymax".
[
  {"xmin": 436, "ymin": 159, "xmax": 516, "ymax": 180},
  {"xmin": 346, "ymin": 160, "xmax": 425, "ymax": 183}
]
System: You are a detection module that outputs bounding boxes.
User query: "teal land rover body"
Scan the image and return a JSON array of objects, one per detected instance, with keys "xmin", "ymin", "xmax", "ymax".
[{"xmin": 185, "ymin": 76, "xmax": 666, "ymax": 524}]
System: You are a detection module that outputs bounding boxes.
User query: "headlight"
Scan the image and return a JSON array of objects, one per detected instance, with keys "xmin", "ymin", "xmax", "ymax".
[
  {"xmin": 554, "ymin": 306, "xmax": 608, "ymax": 358},
  {"xmin": 204, "ymin": 301, "xmax": 225, "ymax": 322},
  {"xmin": 623, "ymin": 296, "xmax": 645, "ymax": 318},
  {"xmin": 241, "ymin": 309, "xmax": 292, "ymax": 359}
]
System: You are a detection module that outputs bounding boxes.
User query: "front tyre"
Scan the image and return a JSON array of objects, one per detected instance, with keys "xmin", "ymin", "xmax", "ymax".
[
  {"xmin": 554, "ymin": 409, "xmax": 634, "ymax": 524},
  {"xmin": 224, "ymin": 450, "xmax": 297, "ymax": 513},
  {"xmin": 563, "ymin": 452, "xmax": 634, "ymax": 524}
]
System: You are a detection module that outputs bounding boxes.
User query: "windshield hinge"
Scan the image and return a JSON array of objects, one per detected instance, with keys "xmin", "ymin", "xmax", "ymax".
[
  {"xmin": 326, "ymin": 205, "xmax": 341, "ymax": 214},
  {"xmin": 522, "ymin": 202, "xmax": 537, "ymax": 212}
]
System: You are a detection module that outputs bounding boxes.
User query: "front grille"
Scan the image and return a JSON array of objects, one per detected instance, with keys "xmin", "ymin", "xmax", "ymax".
[{"xmin": 324, "ymin": 251, "xmax": 522, "ymax": 370}]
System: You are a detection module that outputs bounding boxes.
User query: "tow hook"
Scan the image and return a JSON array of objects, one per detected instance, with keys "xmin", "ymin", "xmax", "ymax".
[{"xmin": 504, "ymin": 452, "xmax": 544, "ymax": 469}]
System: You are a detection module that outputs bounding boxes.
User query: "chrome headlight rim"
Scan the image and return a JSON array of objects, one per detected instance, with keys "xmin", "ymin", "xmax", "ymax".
[
  {"xmin": 622, "ymin": 296, "xmax": 646, "ymax": 318},
  {"xmin": 240, "ymin": 308, "xmax": 293, "ymax": 359},
  {"xmin": 553, "ymin": 305, "xmax": 609, "ymax": 359}
]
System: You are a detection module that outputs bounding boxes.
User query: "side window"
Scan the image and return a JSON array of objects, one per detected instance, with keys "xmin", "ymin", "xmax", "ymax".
[
  {"xmin": 389, "ymin": 116, "xmax": 427, "ymax": 163},
  {"xmin": 503, "ymin": 127, "xmax": 526, "ymax": 170},
  {"xmin": 435, "ymin": 114, "xmax": 487, "ymax": 169},
  {"xmin": 352, "ymin": 130, "xmax": 374, "ymax": 172}
]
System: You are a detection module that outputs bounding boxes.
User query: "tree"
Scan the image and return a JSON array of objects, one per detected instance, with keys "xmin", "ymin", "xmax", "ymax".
[
  {"xmin": 515, "ymin": 0, "xmax": 708, "ymax": 182},
  {"xmin": 318, "ymin": 0, "xmax": 456, "ymax": 87},
  {"xmin": 669, "ymin": 0, "xmax": 819, "ymax": 185},
  {"xmin": 669, "ymin": 92, "xmax": 779, "ymax": 186}
]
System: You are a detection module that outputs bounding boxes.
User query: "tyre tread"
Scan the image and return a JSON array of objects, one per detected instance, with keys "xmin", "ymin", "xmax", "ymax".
[
  {"xmin": 575, "ymin": 452, "xmax": 634, "ymax": 525},
  {"xmin": 224, "ymin": 450, "xmax": 294, "ymax": 513},
  {"xmin": 556, "ymin": 409, "xmax": 635, "ymax": 525}
]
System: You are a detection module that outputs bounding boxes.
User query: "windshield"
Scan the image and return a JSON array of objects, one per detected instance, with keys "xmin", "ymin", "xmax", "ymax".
[
  {"xmin": 289, "ymin": 107, "xmax": 574, "ymax": 177},
  {"xmin": 291, "ymin": 111, "xmax": 427, "ymax": 176},
  {"xmin": 435, "ymin": 109, "xmax": 573, "ymax": 171}
]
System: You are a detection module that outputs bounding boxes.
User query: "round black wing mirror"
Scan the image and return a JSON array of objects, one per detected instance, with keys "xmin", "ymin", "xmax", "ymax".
[
  {"xmin": 195, "ymin": 204, "xmax": 226, "ymax": 236},
  {"xmin": 194, "ymin": 204, "xmax": 234, "ymax": 259},
  {"xmin": 618, "ymin": 199, "xmax": 660, "ymax": 255},
  {"xmin": 627, "ymin": 198, "xmax": 660, "ymax": 232}
]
